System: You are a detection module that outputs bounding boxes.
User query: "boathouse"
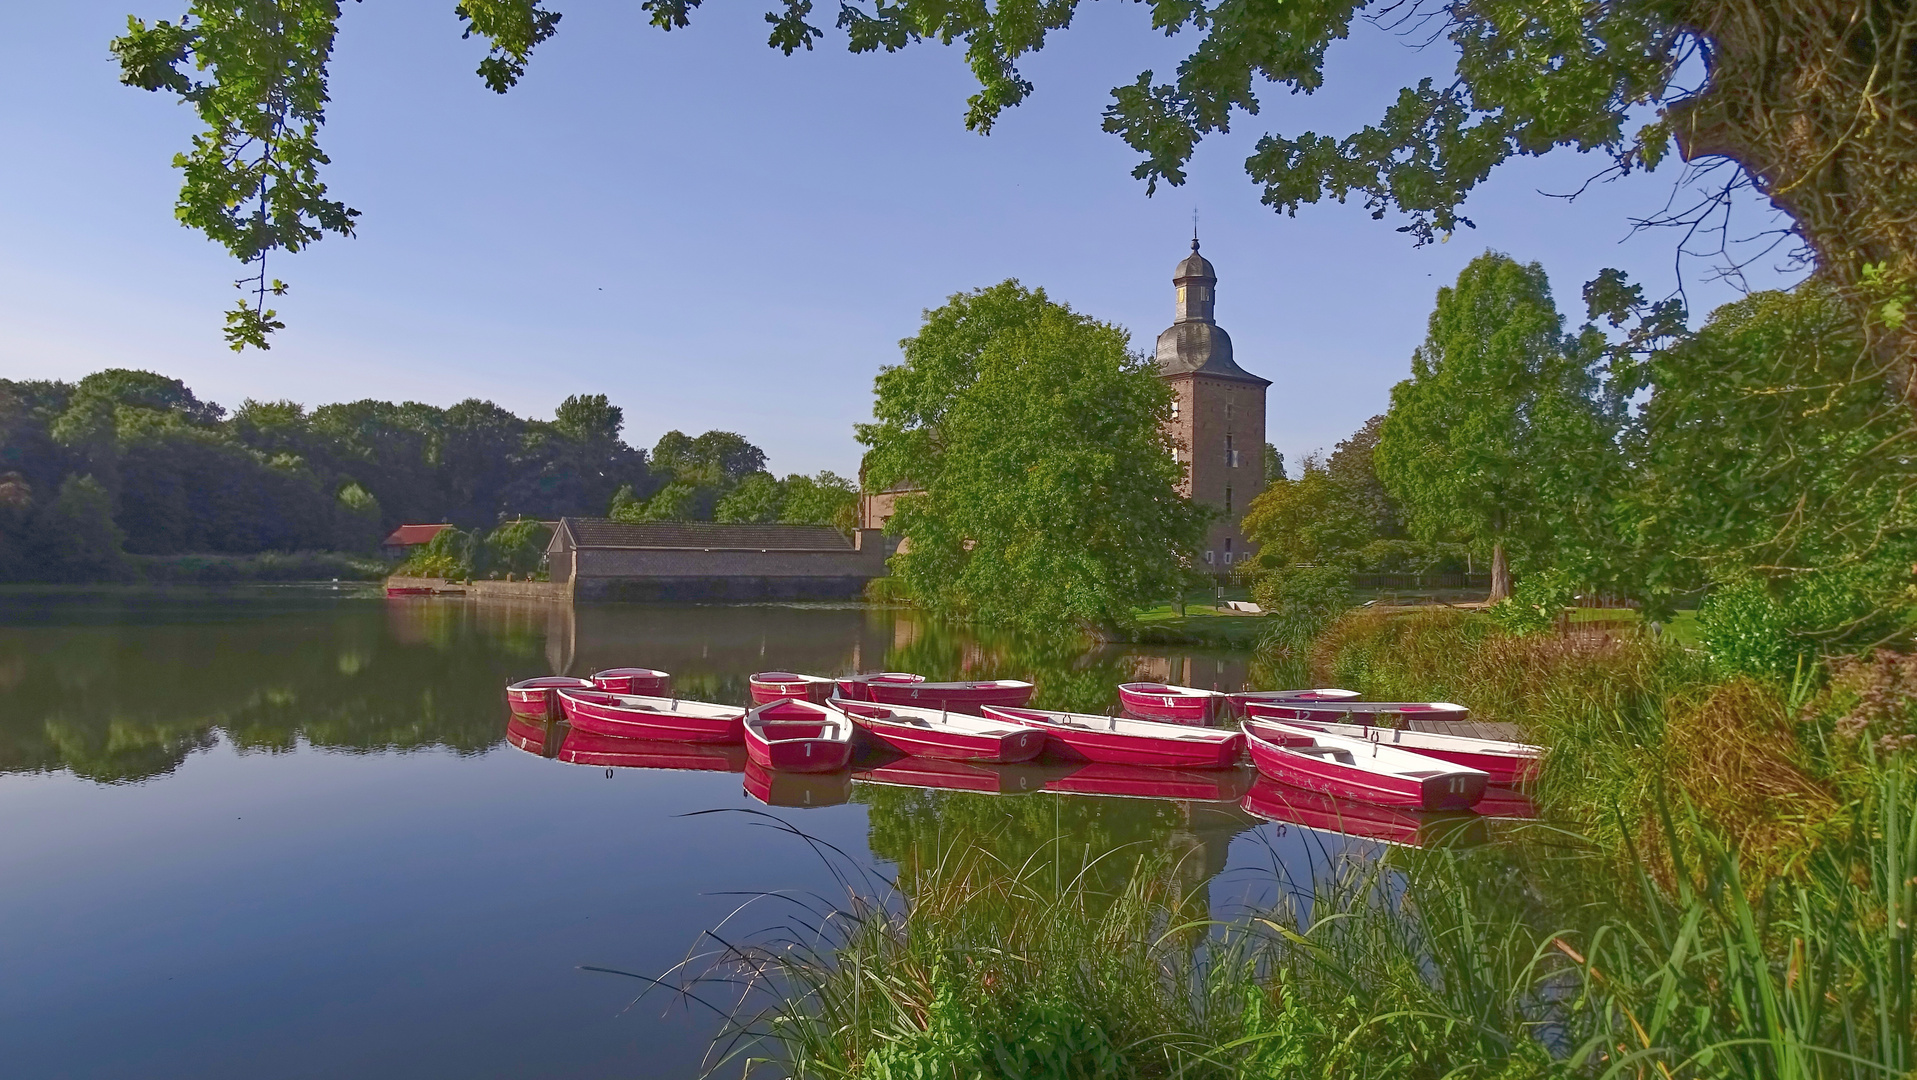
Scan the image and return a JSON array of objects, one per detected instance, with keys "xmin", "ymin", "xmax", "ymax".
[{"xmin": 546, "ymin": 518, "xmax": 890, "ymax": 601}]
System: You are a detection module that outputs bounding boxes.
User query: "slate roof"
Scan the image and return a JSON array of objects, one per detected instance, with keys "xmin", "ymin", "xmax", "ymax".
[
  {"xmin": 382, "ymin": 523, "xmax": 454, "ymax": 547},
  {"xmin": 1155, "ymin": 322, "xmax": 1271, "ymax": 385},
  {"xmin": 556, "ymin": 518, "xmax": 854, "ymax": 551},
  {"xmin": 1173, "ymin": 239, "xmax": 1216, "ymax": 281}
]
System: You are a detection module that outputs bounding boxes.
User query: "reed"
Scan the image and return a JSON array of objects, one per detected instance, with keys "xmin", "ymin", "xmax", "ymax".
[{"xmin": 677, "ymin": 766, "xmax": 1914, "ymax": 1078}]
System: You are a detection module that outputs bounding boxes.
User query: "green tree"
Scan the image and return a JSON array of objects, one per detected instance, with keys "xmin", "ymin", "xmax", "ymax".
[
  {"xmin": 779, "ymin": 471, "xmax": 858, "ymax": 531},
  {"xmin": 858, "ymin": 280, "xmax": 1205, "ymax": 632},
  {"xmin": 651, "ymin": 430, "xmax": 767, "ymax": 487},
  {"xmin": 1635, "ymin": 282, "xmax": 1917, "ymax": 655},
  {"xmin": 1242, "ymin": 456, "xmax": 1371, "ymax": 572},
  {"xmin": 333, "ymin": 482, "xmax": 383, "ymax": 552},
  {"xmin": 714, "ymin": 472, "xmax": 785, "ymax": 523},
  {"xmin": 37, "ymin": 475, "xmax": 127, "ymax": 582},
  {"xmin": 1376, "ymin": 252, "xmax": 1623, "ymax": 601},
  {"xmin": 116, "ymin": 1, "xmax": 1917, "ymax": 367}
]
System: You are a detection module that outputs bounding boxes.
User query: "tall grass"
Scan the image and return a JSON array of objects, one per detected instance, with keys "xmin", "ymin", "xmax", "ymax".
[
  {"xmin": 1303, "ymin": 608, "xmax": 1851, "ymax": 879},
  {"xmin": 670, "ymin": 764, "xmax": 1914, "ymax": 1078}
]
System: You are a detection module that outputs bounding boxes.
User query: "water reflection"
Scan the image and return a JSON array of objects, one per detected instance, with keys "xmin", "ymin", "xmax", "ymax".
[{"xmin": 0, "ymin": 592, "xmax": 1253, "ymax": 785}]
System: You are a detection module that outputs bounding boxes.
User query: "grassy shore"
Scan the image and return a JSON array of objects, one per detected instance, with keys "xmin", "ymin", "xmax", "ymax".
[{"xmin": 687, "ymin": 607, "xmax": 1916, "ymax": 1078}]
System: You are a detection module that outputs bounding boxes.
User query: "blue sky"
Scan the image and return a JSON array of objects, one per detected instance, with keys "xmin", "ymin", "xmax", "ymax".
[{"xmin": 0, "ymin": 2, "xmax": 1799, "ymax": 477}]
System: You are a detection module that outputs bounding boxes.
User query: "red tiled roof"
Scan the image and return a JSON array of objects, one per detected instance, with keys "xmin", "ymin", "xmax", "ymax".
[{"xmin": 382, "ymin": 523, "xmax": 453, "ymax": 547}]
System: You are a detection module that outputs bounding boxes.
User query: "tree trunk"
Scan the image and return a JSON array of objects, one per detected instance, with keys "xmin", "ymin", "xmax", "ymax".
[
  {"xmin": 1488, "ymin": 541, "xmax": 1511, "ymax": 603},
  {"xmin": 1670, "ymin": 0, "xmax": 1917, "ymax": 395}
]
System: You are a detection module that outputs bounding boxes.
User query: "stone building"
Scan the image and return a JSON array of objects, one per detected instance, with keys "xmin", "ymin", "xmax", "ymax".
[
  {"xmin": 1155, "ymin": 238, "xmax": 1270, "ymax": 570},
  {"xmin": 545, "ymin": 519, "xmax": 889, "ymax": 601}
]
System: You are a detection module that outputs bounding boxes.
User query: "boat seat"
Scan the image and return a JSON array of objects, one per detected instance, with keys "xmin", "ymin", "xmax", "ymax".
[{"xmin": 1289, "ymin": 746, "xmax": 1356, "ymax": 765}]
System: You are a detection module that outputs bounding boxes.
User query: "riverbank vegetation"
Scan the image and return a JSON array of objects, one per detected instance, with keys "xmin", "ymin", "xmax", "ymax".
[{"xmin": 0, "ymin": 369, "xmax": 844, "ymax": 583}]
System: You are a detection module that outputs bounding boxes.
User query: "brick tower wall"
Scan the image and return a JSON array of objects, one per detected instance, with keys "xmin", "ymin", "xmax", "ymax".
[{"xmin": 1164, "ymin": 373, "xmax": 1266, "ymax": 571}]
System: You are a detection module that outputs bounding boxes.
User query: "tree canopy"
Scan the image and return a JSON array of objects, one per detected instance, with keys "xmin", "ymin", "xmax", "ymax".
[
  {"xmin": 1374, "ymin": 252, "xmax": 1623, "ymax": 600},
  {"xmin": 113, "ymin": 1, "xmax": 1917, "ymax": 355},
  {"xmin": 858, "ymin": 280, "xmax": 1206, "ymax": 631},
  {"xmin": 0, "ymin": 368, "xmax": 832, "ymax": 582}
]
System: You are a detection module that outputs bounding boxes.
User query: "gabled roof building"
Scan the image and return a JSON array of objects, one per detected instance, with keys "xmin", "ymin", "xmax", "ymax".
[{"xmin": 546, "ymin": 518, "xmax": 887, "ymax": 601}]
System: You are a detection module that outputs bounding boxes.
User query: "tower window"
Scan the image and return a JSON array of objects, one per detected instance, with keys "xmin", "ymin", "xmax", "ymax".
[
  {"xmin": 1205, "ymin": 550, "xmax": 1215, "ymax": 565},
  {"xmin": 1226, "ymin": 402, "xmax": 1234, "ymax": 421},
  {"xmin": 1226, "ymin": 487, "xmax": 1233, "ymax": 514},
  {"xmin": 1171, "ymin": 400, "xmax": 1179, "ymax": 420}
]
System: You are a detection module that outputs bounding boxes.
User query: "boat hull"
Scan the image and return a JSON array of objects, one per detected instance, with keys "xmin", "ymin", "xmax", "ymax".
[
  {"xmin": 840, "ymin": 676, "xmax": 1036, "ymax": 713},
  {"xmin": 748, "ymin": 672, "xmax": 837, "ymax": 704},
  {"xmin": 559, "ymin": 691, "xmax": 744, "ymax": 743},
  {"xmin": 743, "ymin": 701, "xmax": 855, "ymax": 773},
  {"xmin": 1269, "ymin": 717, "xmax": 1540, "ymax": 786},
  {"xmin": 1244, "ymin": 726, "xmax": 1487, "ymax": 811},
  {"xmin": 506, "ymin": 677, "xmax": 595, "ymax": 720},
  {"xmin": 590, "ymin": 668, "xmax": 672, "ymax": 696},
  {"xmin": 984, "ymin": 706, "xmax": 1244, "ymax": 769},
  {"xmin": 845, "ymin": 711, "xmax": 1047, "ymax": 763},
  {"xmin": 1116, "ymin": 683, "xmax": 1218, "ymax": 724}
]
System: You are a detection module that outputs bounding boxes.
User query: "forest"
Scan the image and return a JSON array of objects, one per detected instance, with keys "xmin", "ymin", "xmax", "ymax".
[{"xmin": 0, "ymin": 369, "xmax": 854, "ymax": 582}]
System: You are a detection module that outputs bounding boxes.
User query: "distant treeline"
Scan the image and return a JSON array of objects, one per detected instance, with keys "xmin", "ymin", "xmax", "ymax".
[{"xmin": 0, "ymin": 369, "xmax": 855, "ymax": 583}]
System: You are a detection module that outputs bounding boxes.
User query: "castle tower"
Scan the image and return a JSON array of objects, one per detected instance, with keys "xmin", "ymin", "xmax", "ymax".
[{"xmin": 1155, "ymin": 238, "xmax": 1270, "ymax": 572}]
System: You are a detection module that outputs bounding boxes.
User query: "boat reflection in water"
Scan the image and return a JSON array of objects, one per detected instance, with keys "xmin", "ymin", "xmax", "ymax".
[
  {"xmin": 504, "ymin": 717, "xmax": 750, "ymax": 773},
  {"xmin": 1240, "ymin": 777, "xmax": 1488, "ymax": 848},
  {"xmin": 743, "ymin": 759, "xmax": 853, "ymax": 808},
  {"xmin": 504, "ymin": 716, "xmax": 567, "ymax": 758},
  {"xmin": 852, "ymin": 755, "xmax": 1062, "ymax": 796},
  {"xmin": 1042, "ymin": 762, "xmax": 1256, "ymax": 804},
  {"xmin": 1472, "ymin": 785, "xmax": 1539, "ymax": 820}
]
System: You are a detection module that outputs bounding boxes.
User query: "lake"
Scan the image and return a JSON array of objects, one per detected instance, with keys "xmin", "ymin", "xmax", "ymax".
[{"xmin": 0, "ymin": 587, "xmax": 1382, "ymax": 1078}]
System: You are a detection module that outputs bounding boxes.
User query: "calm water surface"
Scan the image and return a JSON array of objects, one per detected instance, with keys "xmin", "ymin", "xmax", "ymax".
[{"xmin": 0, "ymin": 588, "xmax": 1364, "ymax": 1078}]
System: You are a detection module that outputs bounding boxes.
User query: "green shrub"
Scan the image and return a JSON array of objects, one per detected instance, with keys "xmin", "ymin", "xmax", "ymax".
[
  {"xmin": 1696, "ymin": 565, "xmax": 1908, "ymax": 682},
  {"xmin": 1486, "ymin": 566, "xmax": 1577, "ymax": 635},
  {"xmin": 481, "ymin": 519, "xmax": 550, "ymax": 579},
  {"xmin": 395, "ymin": 527, "xmax": 473, "ymax": 579}
]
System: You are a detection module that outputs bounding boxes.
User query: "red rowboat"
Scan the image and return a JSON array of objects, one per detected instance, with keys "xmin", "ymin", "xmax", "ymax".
[
  {"xmin": 852, "ymin": 757, "xmax": 1057, "ymax": 796},
  {"xmin": 507, "ymin": 676, "xmax": 595, "ymax": 720},
  {"xmin": 1265, "ymin": 715, "xmax": 1540, "ymax": 787},
  {"xmin": 743, "ymin": 760, "xmax": 853, "ymax": 807},
  {"xmin": 829, "ymin": 698, "xmax": 1048, "ymax": 763},
  {"xmin": 1242, "ymin": 699, "xmax": 1472, "ymax": 725},
  {"xmin": 1116, "ymin": 682, "xmax": 1224, "ymax": 723},
  {"xmin": 1241, "ymin": 778, "xmax": 1485, "ymax": 848},
  {"xmin": 1242, "ymin": 718, "xmax": 1488, "ymax": 811},
  {"xmin": 743, "ymin": 699, "xmax": 855, "ymax": 773},
  {"xmin": 1042, "ymin": 761, "xmax": 1255, "ymax": 802},
  {"xmin": 836, "ymin": 672, "xmax": 1036, "ymax": 713},
  {"xmin": 385, "ymin": 586, "xmax": 435, "ymax": 597},
  {"xmin": 748, "ymin": 671, "xmax": 838, "ymax": 704},
  {"xmin": 556, "ymin": 730, "xmax": 749, "ymax": 773},
  {"xmin": 982, "ymin": 705, "xmax": 1244, "ymax": 769},
  {"xmin": 590, "ymin": 667, "xmax": 672, "ymax": 695},
  {"xmin": 1222, "ymin": 688, "xmax": 1360, "ymax": 716},
  {"xmin": 557, "ymin": 689, "xmax": 745, "ymax": 743}
]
